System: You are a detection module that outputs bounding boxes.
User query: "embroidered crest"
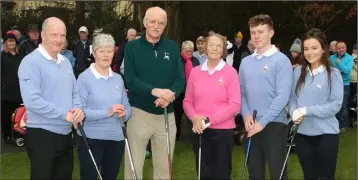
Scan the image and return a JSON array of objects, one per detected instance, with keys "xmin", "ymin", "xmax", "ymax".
[
  {"xmin": 114, "ymin": 84, "xmax": 120, "ymax": 90},
  {"xmin": 164, "ymin": 52, "xmax": 170, "ymax": 60},
  {"xmin": 217, "ymin": 77, "xmax": 224, "ymax": 85},
  {"xmin": 263, "ymin": 64, "xmax": 269, "ymax": 70}
]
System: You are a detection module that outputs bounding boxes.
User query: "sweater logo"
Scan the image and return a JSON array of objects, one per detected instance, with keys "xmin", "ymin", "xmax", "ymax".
[
  {"xmin": 263, "ymin": 64, "xmax": 269, "ymax": 70},
  {"xmin": 164, "ymin": 52, "xmax": 170, "ymax": 60},
  {"xmin": 217, "ymin": 77, "xmax": 224, "ymax": 85},
  {"xmin": 114, "ymin": 84, "xmax": 120, "ymax": 90}
]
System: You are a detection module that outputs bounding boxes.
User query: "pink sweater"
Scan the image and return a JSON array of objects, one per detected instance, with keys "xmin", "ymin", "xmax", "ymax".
[{"xmin": 183, "ymin": 65, "xmax": 241, "ymax": 129}]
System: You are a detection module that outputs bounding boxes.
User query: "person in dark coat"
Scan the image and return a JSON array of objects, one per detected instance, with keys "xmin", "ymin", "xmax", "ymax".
[
  {"xmin": 72, "ymin": 26, "xmax": 92, "ymax": 78},
  {"xmin": 18, "ymin": 24, "xmax": 41, "ymax": 59},
  {"xmin": 232, "ymin": 31, "xmax": 250, "ymax": 72},
  {"xmin": 1, "ymin": 33, "xmax": 23, "ymax": 143},
  {"xmin": 175, "ymin": 40, "xmax": 200, "ymax": 140},
  {"xmin": 115, "ymin": 28, "xmax": 137, "ymax": 76}
]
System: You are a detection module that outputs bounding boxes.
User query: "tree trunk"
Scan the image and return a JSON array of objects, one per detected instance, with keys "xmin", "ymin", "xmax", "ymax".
[
  {"xmin": 75, "ymin": 1, "xmax": 85, "ymax": 28},
  {"xmin": 164, "ymin": 1, "xmax": 181, "ymax": 44},
  {"xmin": 135, "ymin": 1, "xmax": 153, "ymax": 33}
]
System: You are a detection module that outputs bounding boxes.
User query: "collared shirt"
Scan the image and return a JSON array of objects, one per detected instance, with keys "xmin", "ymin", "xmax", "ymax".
[
  {"xmin": 89, "ymin": 63, "xmax": 113, "ymax": 80},
  {"xmin": 193, "ymin": 51, "xmax": 208, "ymax": 64},
  {"xmin": 201, "ymin": 59, "xmax": 226, "ymax": 75},
  {"xmin": 37, "ymin": 44, "xmax": 65, "ymax": 64},
  {"xmin": 306, "ymin": 65, "xmax": 326, "ymax": 76},
  {"xmin": 251, "ymin": 45, "xmax": 278, "ymax": 59}
]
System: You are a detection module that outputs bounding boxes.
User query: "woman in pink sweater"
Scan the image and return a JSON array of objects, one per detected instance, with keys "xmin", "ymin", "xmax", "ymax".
[{"xmin": 183, "ymin": 32, "xmax": 241, "ymax": 179}]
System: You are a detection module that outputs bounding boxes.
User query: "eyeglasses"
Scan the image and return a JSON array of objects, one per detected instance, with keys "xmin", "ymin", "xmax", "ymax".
[
  {"xmin": 145, "ymin": 19, "xmax": 167, "ymax": 27},
  {"xmin": 208, "ymin": 44, "xmax": 223, "ymax": 49}
]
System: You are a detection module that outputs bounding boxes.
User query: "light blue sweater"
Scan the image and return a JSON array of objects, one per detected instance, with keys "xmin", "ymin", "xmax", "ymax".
[
  {"xmin": 18, "ymin": 48, "xmax": 81, "ymax": 135},
  {"xmin": 289, "ymin": 66, "xmax": 343, "ymax": 136},
  {"xmin": 239, "ymin": 50, "xmax": 293, "ymax": 128},
  {"xmin": 329, "ymin": 52, "xmax": 354, "ymax": 85},
  {"xmin": 76, "ymin": 66, "xmax": 131, "ymax": 141},
  {"xmin": 60, "ymin": 49, "xmax": 76, "ymax": 68}
]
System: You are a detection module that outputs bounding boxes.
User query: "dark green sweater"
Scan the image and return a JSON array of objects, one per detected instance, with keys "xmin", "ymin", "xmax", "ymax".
[{"xmin": 124, "ymin": 34, "xmax": 185, "ymax": 115}]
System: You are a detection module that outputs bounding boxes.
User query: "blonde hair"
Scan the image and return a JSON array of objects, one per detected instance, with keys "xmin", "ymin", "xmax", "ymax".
[
  {"xmin": 205, "ymin": 32, "xmax": 227, "ymax": 58},
  {"xmin": 3, "ymin": 38, "xmax": 18, "ymax": 54}
]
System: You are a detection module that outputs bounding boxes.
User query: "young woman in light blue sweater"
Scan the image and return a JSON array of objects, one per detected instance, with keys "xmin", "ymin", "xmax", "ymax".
[{"xmin": 289, "ymin": 28, "xmax": 343, "ymax": 180}]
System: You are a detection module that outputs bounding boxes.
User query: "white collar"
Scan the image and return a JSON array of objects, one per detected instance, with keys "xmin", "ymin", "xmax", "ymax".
[
  {"xmin": 37, "ymin": 44, "xmax": 65, "ymax": 64},
  {"xmin": 201, "ymin": 59, "xmax": 226, "ymax": 75},
  {"xmin": 251, "ymin": 45, "xmax": 278, "ymax": 59},
  {"xmin": 306, "ymin": 65, "xmax": 326, "ymax": 76},
  {"xmin": 90, "ymin": 63, "xmax": 114, "ymax": 80}
]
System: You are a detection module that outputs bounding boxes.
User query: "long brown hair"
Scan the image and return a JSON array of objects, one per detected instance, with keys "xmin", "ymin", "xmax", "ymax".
[
  {"xmin": 3, "ymin": 38, "xmax": 18, "ymax": 54},
  {"xmin": 295, "ymin": 28, "xmax": 332, "ymax": 95}
]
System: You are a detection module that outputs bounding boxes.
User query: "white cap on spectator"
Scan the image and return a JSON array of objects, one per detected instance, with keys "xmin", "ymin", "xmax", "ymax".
[{"xmin": 78, "ymin": 26, "xmax": 88, "ymax": 34}]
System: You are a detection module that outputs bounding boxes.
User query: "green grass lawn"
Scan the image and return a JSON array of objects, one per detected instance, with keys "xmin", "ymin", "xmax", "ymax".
[{"xmin": 2, "ymin": 128, "xmax": 356, "ymax": 179}]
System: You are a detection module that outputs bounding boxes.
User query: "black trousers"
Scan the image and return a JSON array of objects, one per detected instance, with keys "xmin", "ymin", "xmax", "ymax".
[
  {"xmin": 1, "ymin": 100, "xmax": 21, "ymax": 138},
  {"xmin": 26, "ymin": 128, "xmax": 73, "ymax": 180},
  {"xmin": 174, "ymin": 93, "xmax": 185, "ymax": 139},
  {"xmin": 77, "ymin": 137, "xmax": 125, "ymax": 180},
  {"xmin": 243, "ymin": 122, "xmax": 288, "ymax": 180},
  {"xmin": 295, "ymin": 134, "xmax": 339, "ymax": 180},
  {"xmin": 192, "ymin": 128, "xmax": 235, "ymax": 180}
]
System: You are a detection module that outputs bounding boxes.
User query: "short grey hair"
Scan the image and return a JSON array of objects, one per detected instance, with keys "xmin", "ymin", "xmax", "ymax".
[
  {"xmin": 181, "ymin": 40, "xmax": 194, "ymax": 51},
  {"xmin": 92, "ymin": 33, "xmax": 115, "ymax": 52}
]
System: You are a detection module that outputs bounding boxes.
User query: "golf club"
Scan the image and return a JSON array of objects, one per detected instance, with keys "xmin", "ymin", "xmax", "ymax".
[
  {"xmin": 120, "ymin": 117, "xmax": 137, "ymax": 180},
  {"xmin": 164, "ymin": 107, "xmax": 172, "ymax": 180},
  {"xmin": 279, "ymin": 123, "xmax": 299, "ymax": 180},
  {"xmin": 241, "ymin": 110, "xmax": 257, "ymax": 180},
  {"xmin": 78, "ymin": 123, "xmax": 103, "ymax": 180},
  {"xmin": 198, "ymin": 118, "xmax": 210, "ymax": 180}
]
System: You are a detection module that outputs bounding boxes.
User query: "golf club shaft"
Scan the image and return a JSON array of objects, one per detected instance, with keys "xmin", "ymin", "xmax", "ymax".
[
  {"xmin": 279, "ymin": 124, "xmax": 299, "ymax": 180},
  {"xmin": 198, "ymin": 134, "xmax": 202, "ymax": 180},
  {"xmin": 120, "ymin": 118, "xmax": 137, "ymax": 180},
  {"xmin": 78, "ymin": 124, "xmax": 103, "ymax": 180},
  {"xmin": 164, "ymin": 107, "xmax": 172, "ymax": 180},
  {"xmin": 241, "ymin": 110, "xmax": 257, "ymax": 180}
]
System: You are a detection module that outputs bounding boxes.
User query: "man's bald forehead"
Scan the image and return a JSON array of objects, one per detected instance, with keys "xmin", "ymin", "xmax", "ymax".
[
  {"xmin": 145, "ymin": 6, "xmax": 167, "ymax": 20},
  {"xmin": 42, "ymin": 17, "xmax": 66, "ymax": 31}
]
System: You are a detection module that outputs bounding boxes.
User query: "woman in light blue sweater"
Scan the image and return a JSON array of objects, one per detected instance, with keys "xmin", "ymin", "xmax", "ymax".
[
  {"xmin": 76, "ymin": 33, "xmax": 131, "ymax": 180},
  {"xmin": 289, "ymin": 28, "xmax": 343, "ymax": 180}
]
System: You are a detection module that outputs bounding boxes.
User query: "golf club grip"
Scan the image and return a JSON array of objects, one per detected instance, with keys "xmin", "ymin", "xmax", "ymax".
[{"xmin": 253, "ymin": 110, "xmax": 257, "ymax": 121}]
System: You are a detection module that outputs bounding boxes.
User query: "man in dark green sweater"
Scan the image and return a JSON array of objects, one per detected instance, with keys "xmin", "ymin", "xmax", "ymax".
[{"xmin": 123, "ymin": 6, "xmax": 185, "ymax": 180}]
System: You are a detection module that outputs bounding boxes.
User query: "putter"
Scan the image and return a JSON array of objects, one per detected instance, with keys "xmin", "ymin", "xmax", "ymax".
[
  {"xmin": 78, "ymin": 123, "xmax": 103, "ymax": 180},
  {"xmin": 241, "ymin": 110, "xmax": 257, "ymax": 180},
  {"xmin": 279, "ymin": 124, "xmax": 299, "ymax": 180},
  {"xmin": 120, "ymin": 117, "xmax": 137, "ymax": 180},
  {"xmin": 198, "ymin": 118, "xmax": 210, "ymax": 180},
  {"xmin": 164, "ymin": 107, "xmax": 172, "ymax": 180}
]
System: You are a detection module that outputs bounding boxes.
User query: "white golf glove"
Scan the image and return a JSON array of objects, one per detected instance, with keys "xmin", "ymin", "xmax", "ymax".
[
  {"xmin": 292, "ymin": 107, "xmax": 307, "ymax": 121},
  {"xmin": 201, "ymin": 118, "xmax": 211, "ymax": 131}
]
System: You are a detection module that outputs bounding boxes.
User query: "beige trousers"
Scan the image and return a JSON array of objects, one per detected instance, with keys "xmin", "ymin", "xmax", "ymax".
[{"xmin": 124, "ymin": 107, "xmax": 176, "ymax": 180}]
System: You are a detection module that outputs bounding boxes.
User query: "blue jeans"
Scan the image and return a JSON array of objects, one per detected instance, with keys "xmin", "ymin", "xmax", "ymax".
[{"xmin": 337, "ymin": 85, "xmax": 350, "ymax": 129}]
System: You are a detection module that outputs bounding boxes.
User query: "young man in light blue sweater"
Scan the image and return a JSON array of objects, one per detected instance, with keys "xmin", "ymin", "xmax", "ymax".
[
  {"xmin": 329, "ymin": 41, "xmax": 354, "ymax": 133},
  {"xmin": 239, "ymin": 14, "xmax": 293, "ymax": 180},
  {"xmin": 18, "ymin": 17, "xmax": 84, "ymax": 180}
]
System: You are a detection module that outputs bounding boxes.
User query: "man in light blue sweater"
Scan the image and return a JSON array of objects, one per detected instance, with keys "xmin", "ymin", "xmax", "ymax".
[
  {"xmin": 18, "ymin": 17, "xmax": 84, "ymax": 180},
  {"xmin": 329, "ymin": 41, "xmax": 353, "ymax": 133},
  {"xmin": 239, "ymin": 14, "xmax": 293, "ymax": 180}
]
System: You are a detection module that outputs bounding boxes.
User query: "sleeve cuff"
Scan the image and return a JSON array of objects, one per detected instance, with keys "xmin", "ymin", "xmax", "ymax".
[{"xmin": 258, "ymin": 118, "xmax": 269, "ymax": 128}]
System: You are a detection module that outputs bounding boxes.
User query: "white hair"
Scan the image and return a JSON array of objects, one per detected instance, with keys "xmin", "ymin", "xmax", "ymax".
[
  {"xmin": 181, "ymin": 40, "xmax": 194, "ymax": 50},
  {"xmin": 92, "ymin": 33, "xmax": 115, "ymax": 52},
  {"xmin": 143, "ymin": 7, "xmax": 167, "ymax": 27},
  {"xmin": 330, "ymin": 41, "xmax": 337, "ymax": 46}
]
